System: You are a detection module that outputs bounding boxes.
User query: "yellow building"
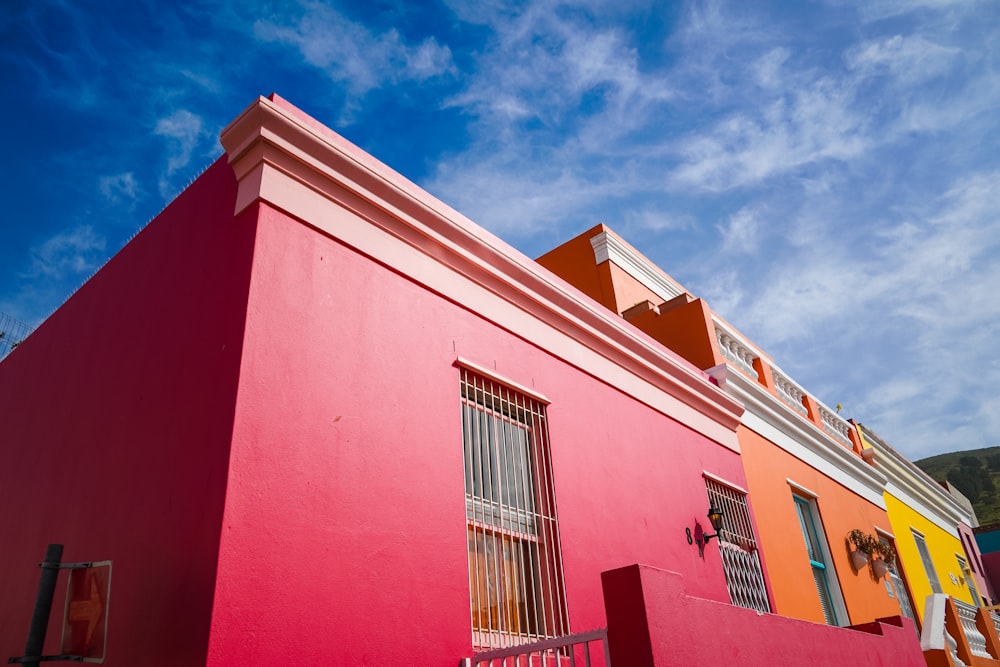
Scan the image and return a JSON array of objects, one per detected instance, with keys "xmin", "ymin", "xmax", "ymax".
[{"xmin": 857, "ymin": 424, "xmax": 980, "ymax": 627}]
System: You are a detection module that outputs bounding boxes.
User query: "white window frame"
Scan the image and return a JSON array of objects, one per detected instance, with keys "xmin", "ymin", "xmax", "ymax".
[{"xmin": 912, "ymin": 530, "xmax": 943, "ymax": 594}]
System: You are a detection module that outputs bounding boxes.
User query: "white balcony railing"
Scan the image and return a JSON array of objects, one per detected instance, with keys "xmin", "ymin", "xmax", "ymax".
[
  {"xmin": 714, "ymin": 322, "xmax": 758, "ymax": 380},
  {"xmin": 954, "ymin": 598, "xmax": 992, "ymax": 659},
  {"xmin": 817, "ymin": 403, "xmax": 853, "ymax": 448},
  {"xmin": 770, "ymin": 366, "xmax": 808, "ymax": 417}
]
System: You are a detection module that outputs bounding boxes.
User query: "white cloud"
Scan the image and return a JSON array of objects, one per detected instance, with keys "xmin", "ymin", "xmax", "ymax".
[
  {"xmin": 22, "ymin": 226, "xmax": 107, "ymax": 281},
  {"xmin": 99, "ymin": 172, "xmax": 139, "ymax": 205},
  {"xmin": 254, "ymin": 4, "xmax": 453, "ymax": 96},
  {"xmin": 154, "ymin": 109, "xmax": 204, "ymax": 175},
  {"xmin": 847, "ymin": 35, "xmax": 960, "ymax": 86},
  {"xmin": 718, "ymin": 206, "xmax": 763, "ymax": 254}
]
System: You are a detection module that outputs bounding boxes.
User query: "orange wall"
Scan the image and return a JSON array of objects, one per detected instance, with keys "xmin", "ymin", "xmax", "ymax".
[
  {"xmin": 536, "ymin": 224, "xmax": 616, "ymax": 309},
  {"xmin": 537, "ymin": 224, "xmax": 677, "ymax": 316},
  {"xmin": 739, "ymin": 425, "xmax": 902, "ymax": 625},
  {"xmin": 626, "ymin": 296, "xmax": 722, "ymax": 371}
]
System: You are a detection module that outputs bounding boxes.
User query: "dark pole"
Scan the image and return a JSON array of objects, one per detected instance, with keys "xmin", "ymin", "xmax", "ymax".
[{"xmin": 21, "ymin": 544, "xmax": 63, "ymax": 667}]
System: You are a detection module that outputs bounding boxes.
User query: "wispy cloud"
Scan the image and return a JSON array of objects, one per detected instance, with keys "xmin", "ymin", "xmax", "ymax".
[
  {"xmin": 21, "ymin": 226, "xmax": 107, "ymax": 281},
  {"xmin": 154, "ymin": 109, "xmax": 206, "ymax": 197},
  {"xmin": 253, "ymin": 3, "xmax": 454, "ymax": 96},
  {"xmin": 99, "ymin": 172, "xmax": 139, "ymax": 206}
]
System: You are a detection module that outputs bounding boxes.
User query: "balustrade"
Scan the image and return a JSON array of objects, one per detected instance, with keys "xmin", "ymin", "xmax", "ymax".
[{"xmin": 714, "ymin": 322, "xmax": 758, "ymax": 380}]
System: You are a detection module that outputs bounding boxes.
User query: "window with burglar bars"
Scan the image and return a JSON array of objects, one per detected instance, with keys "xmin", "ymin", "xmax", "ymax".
[
  {"xmin": 460, "ymin": 368, "xmax": 568, "ymax": 649},
  {"xmin": 879, "ymin": 534, "xmax": 917, "ymax": 630},
  {"xmin": 705, "ymin": 479, "xmax": 771, "ymax": 614}
]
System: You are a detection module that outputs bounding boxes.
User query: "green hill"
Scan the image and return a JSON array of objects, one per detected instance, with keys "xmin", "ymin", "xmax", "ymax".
[{"xmin": 914, "ymin": 446, "xmax": 1000, "ymax": 525}]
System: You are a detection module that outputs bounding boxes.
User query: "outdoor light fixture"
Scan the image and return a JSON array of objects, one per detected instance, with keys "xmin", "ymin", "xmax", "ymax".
[{"xmin": 702, "ymin": 506, "xmax": 725, "ymax": 544}]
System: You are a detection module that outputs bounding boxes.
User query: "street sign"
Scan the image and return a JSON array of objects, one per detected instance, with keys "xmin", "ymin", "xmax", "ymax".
[{"xmin": 60, "ymin": 561, "xmax": 111, "ymax": 663}]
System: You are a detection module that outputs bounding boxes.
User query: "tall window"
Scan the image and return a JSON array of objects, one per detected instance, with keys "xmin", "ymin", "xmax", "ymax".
[
  {"xmin": 704, "ymin": 479, "xmax": 770, "ymax": 613},
  {"xmin": 957, "ymin": 555, "xmax": 981, "ymax": 606},
  {"xmin": 460, "ymin": 368, "xmax": 568, "ymax": 649},
  {"xmin": 913, "ymin": 531, "xmax": 943, "ymax": 594},
  {"xmin": 793, "ymin": 496, "xmax": 840, "ymax": 625}
]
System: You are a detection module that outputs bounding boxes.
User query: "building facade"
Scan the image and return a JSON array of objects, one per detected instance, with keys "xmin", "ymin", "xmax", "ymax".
[
  {"xmin": 0, "ymin": 96, "xmax": 930, "ymax": 666},
  {"xmin": 538, "ymin": 225, "xmax": 905, "ymax": 628}
]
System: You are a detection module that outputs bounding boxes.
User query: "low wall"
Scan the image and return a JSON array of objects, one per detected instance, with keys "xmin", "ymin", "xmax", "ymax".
[{"xmin": 601, "ymin": 564, "xmax": 925, "ymax": 666}]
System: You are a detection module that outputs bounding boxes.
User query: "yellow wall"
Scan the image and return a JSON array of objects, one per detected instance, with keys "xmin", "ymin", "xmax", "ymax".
[{"xmin": 885, "ymin": 491, "xmax": 974, "ymax": 620}]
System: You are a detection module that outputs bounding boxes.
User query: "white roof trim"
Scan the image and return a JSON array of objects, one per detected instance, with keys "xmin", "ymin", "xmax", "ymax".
[
  {"xmin": 708, "ymin": 363, "xmax": 887, "ymax": 508},
  {"xmin": 218, "ymin": 96, "xmax": 745, "ymax": 449},
  {"xmin": 857, "ymin": 427, "xmax": 970, "ymax": 532},
  {"xmin": 589, "ymin": 230, "xmax": 685, "ymax": 303}
]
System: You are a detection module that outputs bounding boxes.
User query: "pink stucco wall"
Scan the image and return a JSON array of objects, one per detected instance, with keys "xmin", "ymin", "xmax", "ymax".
[
  {"xmin": 0, "ymin": 159, "xmax": 256, "ymax": 665},
  {"xmin": 203, "ymin": 200, "xmax": 749, "ymax": 665},
  {"xmin": 0, "ymin": 158, "xmax": 748, "ymax": 664},
  {"xmin": 602, "ymin": 564, "xmax": 925, "ymax": 667}
]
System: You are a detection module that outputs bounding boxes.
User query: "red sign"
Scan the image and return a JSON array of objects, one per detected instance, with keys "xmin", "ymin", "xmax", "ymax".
[{"xmin": 61, "ymin": 561, "xmax": 112, "ymax": 663}]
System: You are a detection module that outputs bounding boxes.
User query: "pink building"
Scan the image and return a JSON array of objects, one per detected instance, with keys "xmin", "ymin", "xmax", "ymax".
[{"xmin": 0, "ymin": 95, "xmax": 922, "ymax": 666}]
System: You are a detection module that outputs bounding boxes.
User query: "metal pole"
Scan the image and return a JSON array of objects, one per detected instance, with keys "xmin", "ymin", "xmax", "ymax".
[{"xmin": 22, "ymin": 544, "xmax": 63, "ymax": 667}]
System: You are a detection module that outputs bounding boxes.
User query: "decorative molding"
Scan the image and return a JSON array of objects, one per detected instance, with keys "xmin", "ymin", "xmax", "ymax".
[
  {"xmin": 786, "ymin": 479, "xmax": 820, "ymax": 499},
  {"xmin": 707, "ymin": 364, "xmax": 887, "ymax": 507},
  {"xmin": 454, "ymin": 357, "xmax": 551, "ymax": 405},
  {"xmin": 858, "ymin": 425, "xmax": 970, "ymax": 534},
  {"xmin": 219, "ymin": 95, "xmax": 745, "ymax": 450},
  {"xmin": 702, "ymin": 471, "xmax": 749, "ymax": 495},
  {"xmin": 589, "ymin": 231, "xmax": 685, "ymax": 303}
]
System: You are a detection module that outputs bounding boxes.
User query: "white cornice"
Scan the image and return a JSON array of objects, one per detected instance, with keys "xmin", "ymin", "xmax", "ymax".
[
  {"xmin": 858, "ymin": 427, "xmax": 968, "ymax": 533},
  {"xmin": 219, "ymin": 96, "xmax": 745, "ymax": 449},
  {"xmin": 589, "ymin": 231, "xmax": 685, "ymax": 303},
  {"xmin": 707, "ymin": 364, "xmax": 887, "ymax": 507}
]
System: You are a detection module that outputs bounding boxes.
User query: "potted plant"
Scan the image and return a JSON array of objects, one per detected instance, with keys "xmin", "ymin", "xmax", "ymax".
[
  {"xmin": 847, "ymin": 529, "xmax": 874, "ymax": 570},
  {"xmin": 871, "ymin": 540, "xmax": 895, "ymax": 580}
]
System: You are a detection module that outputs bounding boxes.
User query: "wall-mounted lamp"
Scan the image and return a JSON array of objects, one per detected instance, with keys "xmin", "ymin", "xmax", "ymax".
[{"xmin": 702, "ymin": 506, "xmax": 725, "ymax": 544}]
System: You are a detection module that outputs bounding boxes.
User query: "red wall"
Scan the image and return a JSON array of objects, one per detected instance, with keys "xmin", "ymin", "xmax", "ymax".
[
  {"xmin": 0, "ymin": 159, "xmax": 256, "ymax": 665},
  {"xmin": 602, "ymin": 564, "xmax": 925, "ymax": 667},
  {"xmin": 204, "ymin": 201, "xmax": 748, "ymax": 665}
]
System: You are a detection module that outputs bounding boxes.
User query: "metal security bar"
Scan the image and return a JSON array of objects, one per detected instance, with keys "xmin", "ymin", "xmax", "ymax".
[
  {"xmin": 461, "ymin": 368, "xmax": 569, "ymax": 650},
  {"xmin": 0, "ymin": 311, "xmax": 32, "ymax": 360},
  {"xmin": 464, "ymin": 628, "xmax": 610, "ymax": 667},
  {"xmin": 704, "ymin": 479, "xmax": 771, "ymax": 614}
]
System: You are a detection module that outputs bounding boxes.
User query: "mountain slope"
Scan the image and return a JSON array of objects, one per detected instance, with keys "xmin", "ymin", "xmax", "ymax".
[{"xmin": 915, "ymin": 446, "xmax": 1000, "ymax": 525}]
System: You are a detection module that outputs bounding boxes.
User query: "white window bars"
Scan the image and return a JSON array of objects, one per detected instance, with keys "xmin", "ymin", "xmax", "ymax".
[
  {"xmin": 461, "ymin": 368, "xmax": 569, "ymax": 650},
  {"xmin": 705, "ymin": 479, "xmax": 771, "ymax": 614}
]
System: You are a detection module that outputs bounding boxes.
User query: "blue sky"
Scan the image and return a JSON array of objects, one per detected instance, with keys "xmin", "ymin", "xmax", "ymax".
[{"xmin": 1, "ymin": 0, "xmax": 998, "ymax": 461}]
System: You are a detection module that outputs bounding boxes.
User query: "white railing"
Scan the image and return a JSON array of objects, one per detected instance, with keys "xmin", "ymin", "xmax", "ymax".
[
  {"xmin": 463, "ymin": 628, "xmax": 610, "ymax": 667},
  {"xmin": 714, "ymin": 322, "xmax": 758, "ymax": 380},
  {"xmin": 992, "ymin": 611, "xmax": 1000, "ymax": 644},
  {"xmin": 817, "ymin": 403, "xmax": 853, "ymax": 448},
  {"xmin": 770, "ymin": 367, "xmax": 808, "ymax": 417},
  {"xmin": 921, "ymin": 595, "xmax": 966, "ymax": 666},
  {"xmin": 954, "ymin": 598, "xmax": 992, "ymax": 659}
]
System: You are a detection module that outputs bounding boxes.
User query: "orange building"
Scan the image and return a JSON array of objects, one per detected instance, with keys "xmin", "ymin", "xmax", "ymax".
[{"xmin": 538, "ymin": 224, "xmax": 904, "ymax": 627}]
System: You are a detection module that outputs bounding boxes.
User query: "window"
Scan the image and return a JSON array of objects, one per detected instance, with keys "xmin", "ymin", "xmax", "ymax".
[
  {"xmin": 912, "ymin": 531, "xmax": 943, "ymax": 594},
  {"xmin": 878, "ymin": 534, "xmax": 917, "ymax": 630},
  {"xmin": 793, "ymin": 495, "xmax": 841, "ymax": 625},
  {"xmin": 704, "ymin": 478, "xmax": 770, "ymax": 613},
  {"xmin": 957, "ymin": 555, "xmax": 981, "ymax": 606},
  {"xmin": 460, "ymin": 368, "xmax": 568, "ymax": 648}
]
